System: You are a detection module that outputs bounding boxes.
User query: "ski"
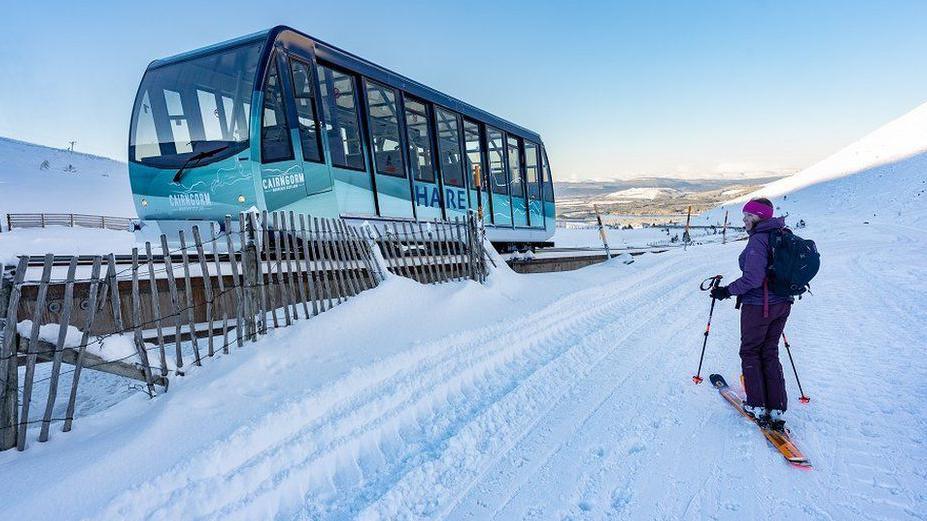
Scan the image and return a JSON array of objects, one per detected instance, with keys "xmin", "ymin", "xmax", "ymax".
[{"xmin": 709, "ymin": 374, "xmax": 812, "ymax": 469}]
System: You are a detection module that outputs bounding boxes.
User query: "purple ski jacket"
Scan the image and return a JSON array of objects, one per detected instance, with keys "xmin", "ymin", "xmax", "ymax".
[{"xmin": 727, "ymin": 216, "xmax": 792, "ymax": 306}]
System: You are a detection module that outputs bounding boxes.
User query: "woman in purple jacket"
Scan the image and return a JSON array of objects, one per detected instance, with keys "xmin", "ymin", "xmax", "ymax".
[{"xmin": 710, "ymin": 198, "xmax": 792, "ymax": 429}]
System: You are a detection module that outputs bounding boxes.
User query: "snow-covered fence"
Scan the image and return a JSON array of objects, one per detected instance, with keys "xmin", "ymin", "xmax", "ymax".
[
  {"xmin": 5, "ymin": 213, "xmax": 134, "ymax": 232},
  {"xmin": 0, "ymin": 211, "xmax": 487, "ymax": 451},
  {"xmin": 369, "ymin": 216, "xmax": 487, "ymax": 285}
]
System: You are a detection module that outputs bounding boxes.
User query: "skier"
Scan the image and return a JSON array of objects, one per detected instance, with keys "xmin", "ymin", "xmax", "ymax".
[{"xmin": 709, "ymin": 198, "xmax": 792, "ymax": 429}]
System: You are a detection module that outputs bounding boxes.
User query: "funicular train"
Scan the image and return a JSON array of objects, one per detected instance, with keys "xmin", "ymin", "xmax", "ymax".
[{"xmin": 128, "ymin": 26, "xmax": 556, "ymax": 249}]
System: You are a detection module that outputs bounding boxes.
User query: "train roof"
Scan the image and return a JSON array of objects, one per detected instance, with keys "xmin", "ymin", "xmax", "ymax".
[{"xmin": 147, "ymin": 26, "xmax": 542, "ymax": 143}]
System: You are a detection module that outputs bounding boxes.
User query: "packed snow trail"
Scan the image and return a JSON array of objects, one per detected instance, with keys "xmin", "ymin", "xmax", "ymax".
[
  {"xmin": 1, "ymin": 214, "xmax": 924, "ymax": 520},
  {"xmin": 3, "ymin": 102, "xmax": 927, "ymax": 518}
]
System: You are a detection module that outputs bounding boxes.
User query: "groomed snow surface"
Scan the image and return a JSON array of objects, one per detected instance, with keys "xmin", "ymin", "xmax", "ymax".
[
  {"xmin": 1, "ymin": 102, "xmax": 927, "ymax": 519},
  {"xmin": 2, "ymin": 211, "xmax": 924, "ymax": 520}
]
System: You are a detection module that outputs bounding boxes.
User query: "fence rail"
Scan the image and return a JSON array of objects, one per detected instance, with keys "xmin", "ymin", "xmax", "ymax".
[
  {"xmin": 0, "ymin": 211, "xmax": 487, "ymax": 451},
  {"xmin": 3, "ymin": 213, "xmax": 134, "ymax": 232}
]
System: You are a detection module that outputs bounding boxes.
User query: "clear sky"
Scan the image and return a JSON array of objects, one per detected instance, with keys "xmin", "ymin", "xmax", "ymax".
[{"xmin": 2, "ymin": 0, "xmax": 926, "ymax": 181}]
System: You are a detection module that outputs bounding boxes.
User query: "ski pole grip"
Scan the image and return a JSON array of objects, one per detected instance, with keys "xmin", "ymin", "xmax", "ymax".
[{"xmin": 700, "ymin": 274, "xmax": 723, "ymax": 291}]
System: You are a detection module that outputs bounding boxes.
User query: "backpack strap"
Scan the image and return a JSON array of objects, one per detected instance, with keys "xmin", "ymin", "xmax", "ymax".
[{"xmin": 763, "ymin": 278, "xmax": 769, "ymax": 318}]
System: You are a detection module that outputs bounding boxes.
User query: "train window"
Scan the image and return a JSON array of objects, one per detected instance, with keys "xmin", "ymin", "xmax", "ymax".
[
  {"xmin": 435, "ymin": 107, "xmax": 464, "ymax": 187},
  {"xmin": 525, "ymin": 141, "xmax": 540, "ymax": 199},
  {"xmin": 289, "ymin": 59, "xmax": 323, "ymax": 163},
  {"xmin": 261, "ymin": 60, "xmax": 294, "ymax": 163},
  {"xmin": 542, "ymin": 148, "xmax": 555, "ymax": 202},
  {"xmin": 316, "ymin": 64, "xmax": 365, "ymax": 170},
  {"xmin": 507, "ymin": 134, "xmax": 524, "ymax": 200},
  {"xmin": 365, "ymin": 80, "xmax": 405, "ymax": 177},
  {"xmin": 133, "ymin": 91, "xmax": 160, "ymax": 160},
  {"xmin": 196, "ymin": 90, "xmax": 224, "ymax": 142},
  {"xmin": 463, "ymin": 119, "xmax": 483, "ymax": 188},
  {"xmin": 164, "ymin": 90, "xmax": 193, "ymax": 154},
  {"xmin": 130, "ymin": 42, "xmax": 261, "ymax": 167},
  {"xmin": 404, "ymin": 98, "xmax": 435, "ymax": 183},
  {"xmin": 487, "ymin": 127, "xmax": 508, "ymax": 195}
]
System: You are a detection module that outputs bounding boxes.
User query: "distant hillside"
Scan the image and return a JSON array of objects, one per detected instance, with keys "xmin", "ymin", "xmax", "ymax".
[
  {"xmin": 555, "ymin": 175, "xmax": 789, "ymax": 223},
  {"xmin": 0, "ymin": 137, "xmax": 135, "ymax": 216},
  {"xmin": 553, "ymin": 175, "xmax": 787, "ymax": 200},
  {"xmin": 603, "ymin": 187, "xmax": 681, "ymax": 200}
]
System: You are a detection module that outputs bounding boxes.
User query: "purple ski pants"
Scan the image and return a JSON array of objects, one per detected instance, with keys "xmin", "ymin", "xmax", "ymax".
[{"xmin": 740, "ymin": 302, "xmax": 790, "ymax": 411}]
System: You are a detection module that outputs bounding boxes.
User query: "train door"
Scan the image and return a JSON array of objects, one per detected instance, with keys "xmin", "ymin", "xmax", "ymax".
[
  {"xmin": 525, "ymin": 141, "xmax": 544, "ymax": 228},
  {"xmin": 315, "ymin": 62, "xmax": 376, "ymax": 216},
  {"xmin": 258, "ymin": 51, "xmax": 306, "ymax": 212},
  {"xmin": 404, "ymin": 97, "xmax": 443, "ymax": 220},
  {"xmin": 285, "ymin": 56, "xmax": 334, "ymax": 198},
  {"xmin": 508, "ymin": 134, "xmax": 529, "ymax": 227},
  {"xmin": 486, "ymin": 126, "xmax": 512, "ymax": 226},
  {"xmin": 435, "ymin": 107, "xmax": 468, "ymax": 220},
  {"xmin": 463, "ymin": 119, "xmax": 492, "ymax": 224},
  {"xmin": 362, "ymin": 79, "xmax": 413, "ymax": 218}
]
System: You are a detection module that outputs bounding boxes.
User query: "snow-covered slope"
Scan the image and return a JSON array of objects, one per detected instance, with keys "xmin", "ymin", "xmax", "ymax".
[
  {"xmin": 603, "ymin": 187, "xmax": 681, "ymax": 200},
  {"xmin": 711, "ymin": 101, "xmax": 927, "ymax": 224},
  {"xmin": 0, "ymin": 137, "xmax": 135, "ymax": 216},
  {"xmin": 1, "ymin": 105, "xmax": 926, "ymax": 520}
]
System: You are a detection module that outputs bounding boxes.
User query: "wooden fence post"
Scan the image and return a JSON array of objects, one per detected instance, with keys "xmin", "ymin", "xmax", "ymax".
[
  {"xmin": 362, "ymin": 225, "xmax": 388, "ymax": 283},
  {"xmin": 38, "ymin": 257, "xmax": 78, "ymax": 442},
  {"xmin": 209, "ymin": 222, "xmax": 230, "ymax": 354},
  {"xmin": 62, "ymin": 256, "xmax": 101, "ymax": 433},
  {"xmin": 722, "ymin": 210, "xmax": 729, "ymax": 245},
  {"xmin": 159, "ymin": 235, "xmax": 184, "ymax": 370},
  {"xmin": 298, "ymin": 214, "xmax": 320, "ymax": 316},
  {"xmin": 130, "ymin": 249, "xmax": 156, "ymax": 396},
  {"xmin": 18, "ymin": 254, "xmax": 54, "ymax": 450},
  {"xmin": 311, "ymin": 217, "xmax": 332, "ymax": 311},
  {"xmin": 177, "ymin": 232, "xmax": 201, "ymax": 365},
  {"xmin": 191, "ymin": 226, "xmax": 216, "ymax": 357},
  {"xmin": 242, "ymin": 214, "xmax": 260, "ymax": 341},
  {"xmin": 145, "ymin": 242, "xmax": 168, "ymax": 375},
  {"xmin": 288, "ymin": 212, "xmax": 310, "ymax": 318},
  {"xmin": 225, "ymin": 215, "xmax": 245, "ymax": 348},
  {"xmin": 1, "ymin": 259, "xmax": 27, "ymax": 450}
]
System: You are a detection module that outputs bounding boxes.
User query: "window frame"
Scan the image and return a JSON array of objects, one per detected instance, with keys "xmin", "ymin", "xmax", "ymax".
[
  {"xmin": 260, "ymin": 52, "xmax": 295, "ymax": 164},
  {"xmin": 524, "ymin": 139, "xmax": 541, "ymax": 200},
  {"xmin": 506, "ymin": 133, "xmax": 526, "ymax": 202},
  {"xmin": 402, "ymin": 94, "xmax": 438, "ymax": 184},
  {"xmin": 286, "ymin": 55, "xmax": 324, "ymax": 164},
  {"xmin": 433, "ymin": 105, "xmax": 466, "ymax": 189},
  {"xmin": 363, "ymin": 78, "xmax": 407, "ymax": 178},
  {"xmin": 542, "ymin": 146, "xmax": 555, "ymax": 203},
  {"xmin": 315, "ymin": 60, "xmax": 367, "ymax": 172},
  {"xmin": 486, "ymin": 125, "xmax": 509, "ymax": 196}
]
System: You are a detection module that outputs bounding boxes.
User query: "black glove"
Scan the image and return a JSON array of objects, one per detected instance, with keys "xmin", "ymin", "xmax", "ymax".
[{"xmin": 710, "ymin": 286, "xmax": 732, "ymax": 300}]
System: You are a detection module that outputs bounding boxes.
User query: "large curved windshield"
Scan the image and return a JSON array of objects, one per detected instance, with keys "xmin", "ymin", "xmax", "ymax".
[{"xmin": 129, "ymin": 42, "xmax": 263, "ymax": 168}]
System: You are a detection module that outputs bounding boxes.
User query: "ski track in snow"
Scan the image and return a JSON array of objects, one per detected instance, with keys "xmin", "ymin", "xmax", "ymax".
[
  {"xmin": 4, "ymin": 114, "xmax": 927, "ymax": 519},
  {"xmin": 93, "ymin": 251, "xmax": 702, "ymax": 520},
  {"xmin": 61, "ymin": 217, "xmax": 927, "ymax": 521}
]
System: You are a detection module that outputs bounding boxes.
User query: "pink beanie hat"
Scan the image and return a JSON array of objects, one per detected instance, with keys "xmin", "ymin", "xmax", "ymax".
[{"xmin": 743, "ymin": 199, "xmax": 773, "ymax": 220}]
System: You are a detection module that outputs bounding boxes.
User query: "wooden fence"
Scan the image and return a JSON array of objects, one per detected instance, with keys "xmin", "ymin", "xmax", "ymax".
[
  {"xmin": 0, "ymin": 211, "xmax": 487, "ymax": 451},
  {"xmin": 3, "ymin": 213, "xmax": 135, "ymax": 232}
]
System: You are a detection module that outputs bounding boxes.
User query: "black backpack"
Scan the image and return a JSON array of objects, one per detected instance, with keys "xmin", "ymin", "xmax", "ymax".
[{"xmin": 766, "ymin": 228, "xmax": 820, "ymax": 297}]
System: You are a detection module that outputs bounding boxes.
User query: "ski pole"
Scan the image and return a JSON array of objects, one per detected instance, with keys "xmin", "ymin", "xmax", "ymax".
[
  {"xmin": 693, "ymin": 274, "xmax": 723, "ymax": 384},
  {"xmin": 782, "ymin": 333, "xmax": 810, "ymax": 403}
]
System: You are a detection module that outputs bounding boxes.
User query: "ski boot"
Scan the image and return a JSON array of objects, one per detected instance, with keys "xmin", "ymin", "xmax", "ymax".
[
  {"xmin": 742, "ymin": 402, "xmax": 767, "ymax": 423},
  {"xmin": 767, "ymin": 409, "xmax": 786, "ymax": 432}
]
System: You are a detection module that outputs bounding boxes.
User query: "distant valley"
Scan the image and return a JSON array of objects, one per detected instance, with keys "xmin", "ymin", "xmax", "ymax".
[{"xmin": 554, "ymin": 175, "xmax": 790, "ymax": 225}]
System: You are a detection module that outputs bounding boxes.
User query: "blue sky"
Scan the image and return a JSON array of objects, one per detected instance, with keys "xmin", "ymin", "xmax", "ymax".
[{"xmin": 2, "ymin": 0, "xmax": 926, "ymax": 180}]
